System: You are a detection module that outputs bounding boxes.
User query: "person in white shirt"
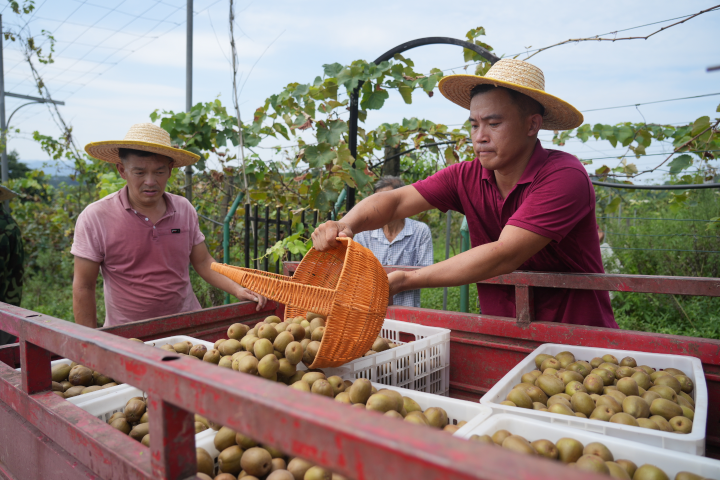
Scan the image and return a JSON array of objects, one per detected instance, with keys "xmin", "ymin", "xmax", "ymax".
[{"xmin": 354, "ymin": 176, "xmax": 434, "ymax": 307}]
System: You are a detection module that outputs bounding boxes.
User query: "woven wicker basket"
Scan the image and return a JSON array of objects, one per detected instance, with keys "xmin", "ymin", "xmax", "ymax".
[{"xmin": 210, "ymin": 237, "xmax": 389, "ymax": 368}]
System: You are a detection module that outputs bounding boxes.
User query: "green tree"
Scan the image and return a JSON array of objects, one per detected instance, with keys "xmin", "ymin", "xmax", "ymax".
[{"xmin": 7, "ymin": 150, "xmax": 32, "ymax": 179}]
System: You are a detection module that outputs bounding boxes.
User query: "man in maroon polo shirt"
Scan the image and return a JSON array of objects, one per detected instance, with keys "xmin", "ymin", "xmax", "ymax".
[{"xmin": 312, "ymin": 59, "xmax": 616, "ymax": 328}]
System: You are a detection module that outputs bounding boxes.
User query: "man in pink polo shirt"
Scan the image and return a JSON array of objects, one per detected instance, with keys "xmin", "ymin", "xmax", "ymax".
[
  {"xmin": 72, "ymin": 123, "xmax": 265, "ymax": 328},
  {"xmin": 312, "ymin": 59, "xmax": 616, "ymax": 328}
]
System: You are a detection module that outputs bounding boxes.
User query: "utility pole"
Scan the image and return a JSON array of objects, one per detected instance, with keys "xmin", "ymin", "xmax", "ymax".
[
  {"xmin": 0, "ymin": 15, "xmax": 8, "ymax": 212},
  {"xmin": 184, "ymin": 0, "xmax": 193, "ymax": 203}
]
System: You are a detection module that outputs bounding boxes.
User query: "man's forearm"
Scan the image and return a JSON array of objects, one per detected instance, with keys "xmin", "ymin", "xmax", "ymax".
[
  {"xmin": 341, "ymin": 190, "xmax": 402, "ymax": 235},
  {"xmin": 200, "ymin": 267, "xmax": 245, "ymax": 297},
  {"xmin": 73, "ymin": 285, "xmax": 98, "ymax": 328}
]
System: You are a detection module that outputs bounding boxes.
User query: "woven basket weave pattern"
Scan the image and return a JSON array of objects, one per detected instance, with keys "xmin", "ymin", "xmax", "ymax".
[{"xmin": 211, "ymin": 237, "xmax": 388, "ymax": 368}]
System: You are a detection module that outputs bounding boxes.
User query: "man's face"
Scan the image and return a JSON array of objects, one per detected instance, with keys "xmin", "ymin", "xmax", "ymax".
[
  {"xmin": 116, "ymin": 154, "xmax": 173, "ymax": 207},
  {"xmin": 468, "ymin": 88, "xmax": 540, "ymax": 171}
]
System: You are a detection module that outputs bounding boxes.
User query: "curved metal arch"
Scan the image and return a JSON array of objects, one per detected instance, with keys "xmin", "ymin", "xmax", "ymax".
[{"xmin": 345, "ymin": 37, "xmax": 499, "ymax": 211}]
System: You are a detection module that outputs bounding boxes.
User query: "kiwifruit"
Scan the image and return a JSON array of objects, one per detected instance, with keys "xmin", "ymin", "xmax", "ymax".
[
  {"xmin": 540, "ymin": 357, "xmax": 561, "ymax": 371},
  {"xmin": 232, "ymin": 352, "xmax": 254, "ymax": 371},
  {"xmin": 306, "ymin": 341, "xmax": 320, "ymax": 360},
  {"xmin": 615, "ymin": 377, "xmax": 639, "ymax": 397},
  {"xmin": 576, "ymin": 454, "xmax": 610, "ymax": 474},
  {"xmin": 302, "ymin": 372, "xmax": 326, "ymax": 387},
  {"xmin": 286, "ymin": 324, "xmax": 306, "ymax": 342},
  {"xmin": 622, "ymin": 396, "xmax": 650, "ymax": 419},
  {"xmin": 609, "ymin": 412, "xmax": 639, "ymax": 426},
  {"xmin": 287, "ymin": 371, "xmax": 305, "ymax": 385},
  {"xmin": 218, "ymin": 445, "xmax": 244, "ymax": 474},
  {"xmin": 554, "ymin": 351, "xmax": 575, "ymax": 368},
  {"xmin": 680, "ymin": 406, "xmax": 695, "ymax": 421},
  {"xmin": 61, "ymin": 381, "xmax": 73, "ymax": 391},
  {"xmin": 669, "ymin": 415, "xmax": 693, "ymax": 433},
  {"xmin": 633, "ymin": 465, "xmax": 669, "ymax": 480},
  {"xmin": 571, "ymin": 392, "xmax": 596, "ymax": 416},
  {"xmin": 365, "ymin": 393, "xmax": 395, "ymax": 413},
  {"xmin": 642, "ymin": 391, "xmax": 662, "ymax": 405},
  {"xmin": 584, "ymin": 442, "xmax": 613, "ymax": 462},
  {"xmin": 81, "ymin": 385, "xmax": 103, "ymax": 394},
  {"xmin": 290, "ymin": 380, "xmax": 311, "ymax": 393},
  {"xmin": 108, "ymin": 412, "xmax": 126, "ymax": 423},
  {"xmin": 678, "ymin": 390, "xmax": 695, "ymax": 407},
  {"xmin": 188, "ymin": 344, "xmax": 207, "ymax": 360},
  {"xmin": 536, "ymin": 374, "xmax": 565, "ymax": 397},
  {"xmin": 617, "ymin": 356, "xmax": 636, "ymax": 368},
  {"xmin": 500, "ymin": 401, "xmax": 517, "ymax": 407},
  {"xmin": 228, "ymin": 323, "xmax": 250, "ymax": 340},
  {"xmin": 335, "ymin": 392, "xmax": 352, "ymax": 404},
  {"xmin": 219, "ymin": 339, "xmax": 242, "ymax": 356},
  {"xmin": 512, "ymin": 383, "xmax": 533, "ymax": 392},
  {"xmin": 172, "ymin": 342, "xmax": 190, "ymax": 354},
  {"xmin": 102, "ymin": 382, "xmax": 119, "ymax": 389},
  {"xmin": 258, "ymin": 355, "xmax": 280, "ymax": 379},
  {"xmin": 649, "ymin": 398, "xmax": 683, "ymax": 421},
  {"xmin": 275, "ymin": 322, "xmax": 289, "ymax": 334},
  {"xmin": 543, "ymin": 368, "xmax": 558, "ymax": 377},
  {"xmin": 214, "ymin": 474, "xmax": 237, "ymax": 480},
  {"xmin": 590, "ymin": 368, "xmax": 614, "ymax": 386},
  {"xmin": 198, "ymin": 448, "xmax": 216, "ymax": 477},
  {"xmin": 533, "ymin": 354, "xmax": 553, "ymax": 369},
  {"xmin": 500, "ymin": 435, "xmax": 537, "ymax": 455},
  {"xmin": 635, "ymin": 418, "xmax": 660, "ymax": 430},
  {"xmin": 530, "ymin": 439, "xmax": 558, "ymax": 459},
  {"xmin": 398, "ymin": 396, "xmax": 421, "ymax": 415},
  {"xmin": 214, "ymin": 339, "xmax": 225, "ymax": 350},
  {"xmin": 650, "ymin": 370, "xmax": 672, "ymax": 382},
  {"xmin": 521, "ymin": 370, "xmax": 543, "ymax": 384},
  {"xmin": 258, "ymin": 324, "xmax": 278, "ymax": 343},
  {"xmin": 606, "ymin": 390, "xmax": 627, "ymax": 405},
  {"xmin": 265, "ymin": 315, "xmax": 282, "ymax": 324},
  {"xmin": 521, "ymin": 386, "xmax": 546, "ymax": 405},
  {"xmin": 51, "ymin": 364, "xmax": 72, "ymax": 383},
  {"xmin": 491, "ymin": 429, "xmax": 512, "ymax": 446},
  {"xmin": 547, "ymin": 394, "xmax": 571, "ymax": 408},
  {"xmin": 237, "ymin": 356, "xmax": 259, "ymax": 375},
  {"xmin": 277, "ymin": 358, "xmax": 296, "ymax": 379},
  {"xmin": 251, "ymin": 338, "xmax": 272, "ymax": 360},
  {"xmin": 404, "ymin": 411, "xmax": 430, "ymax": 426},
  {"xmin": 240, "ymin": 447, "xmax": 273, "ymax": 477},
  {"xmin": 590, "ymin": 406, "xmax": 615, "ymax": 422},
  {"xmin": 124, "ymin": 398, "xmax": 146, "ymax": 424},
  {"xmin": 677, "ymin": 395, "xmax": 694, "ymax": 412},
  {"xmin": 68, "ymin": 366, "xmax": 93, "ymax": 386},
  {"xmin": 194, "ymin": 421, "xmax": 207, "ymax": 434},
  {"xmin": 215, "ymin": 426, "xmax": 238, "ymax": 451},
  {"xmin": 674, "ymin": 375, "xmax": 694, "ymax": 394},
  {"xmin": 50, "ymin": 381, "xmax": 63, "ymax": 392},
  {"xmin": 604, "ymin": 461, "xmax": 632, "ymax": 479},
  {"xmin": 595, "ymin": 394, "xmax": 621, "ymax": 413},
  {"xmin": 674, "ymin": 472, "xmax": 705, "ymax": 480},
  {"xmin": 240, "ymin": 335, "xmax": 258, "ymax": 352},
  {"xmin": 202, "ymin": 348, "xmax": 222, "ymax": 364},
  {"xmin": 558, "ymin": 370, "xmax": 584, "ymax": 386},
  {"xmin": 273, "ymin": 331, "xmax": 294, "ymax": 354},
  {"xmin": 424, "ymin": 407, "xmax": 448, "ymax": 428},
  {"xmin": 567, "ymin": 362, "xmax": 591, "ymax": 377},
  {"xmin": 110, "ymin": 417, "xmax": 131, "ymax": 434},
  {"xmin": 347, "ymin": 379, "xmax": 372, "ymax": 404},
  {"xmin": 649, "ymin": 415, "xmax": 674, "ymax": 432},
  {"xmin": 555, "ymin": 437, "xmax": 583, "ymax": 463},
  {"xmin": 565, "ymin": 381, "xmax": 587, "ymax": 396},
  {"xmin": 287, "ymin": 457, "xmax": 314, "ymax": 480},
  {"xmin": 129, "ymin": 423, "xmax": 150, "ymax": 441},
  {"xmin": 324, "ymin": 376, "xmax": 344, "ymax": 396},
  {"xmin": 311, "ymin": 379, "xmax": 334, "ymax": 398},
  {"xmin": 218, "ymin": 355, "xmax": 234, "ymax": 369},
  {"xmin": 267, "ymin": 470, "xmax": 294, "ymax": 480},
  {"xmin": 304, "ymin": 466, "xmax": 332, "ymax": 480},
  {"xmin": 140, "ymin": 434, "xmax": 151, "ymax": 447},
  {"xmin": 384, "ymin": 410, "xmax": 404, "ymax": 420},
  {"xmin": 283, "ymin": 342, "xmax": 303, "ymax": 365},
  {"xmin": 310, "ymin": 327, "xmax": 325, "ymax": 342},
  {"xmin": 600, "ymin": 354, "xmax": 618, "ymax": 364},
  {"xmin": 653, "ymin": 375, "xmax": 682, "ymax": 395},
  {"xmin": 232, "ymin": 432, "xmax": 257, "ymax": 450},
  {"xmin": 506, "ymin": 388, "xmax": 533, "ymax": 409},
  {"xmin": 549, "ymin": 403, "xmax": 575, "ymax": 416}
]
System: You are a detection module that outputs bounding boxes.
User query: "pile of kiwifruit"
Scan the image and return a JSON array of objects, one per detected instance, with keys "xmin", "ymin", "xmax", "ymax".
[
  {"xmin": 501, "ymin": 351, "xmax": 696, "ymax": 434},
  {"xmin": 107, "ymin": 396, "xmax": 150, "ymax": 445},
  {"xmin": 196, "ymin": 431, "xmax": 347, "ymax": 480},
  {"xmin": 51, "ymin": 362, "xmax": 121, "ymax": 398},
  {"xmin": 468, "ymin": 429, "xmax": 711, "ymax": 480}
]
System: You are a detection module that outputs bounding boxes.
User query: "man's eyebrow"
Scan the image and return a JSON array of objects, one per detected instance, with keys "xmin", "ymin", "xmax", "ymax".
[{"xmin": 481, "ymin": 114, "xmax": 503, "ymax": 121}]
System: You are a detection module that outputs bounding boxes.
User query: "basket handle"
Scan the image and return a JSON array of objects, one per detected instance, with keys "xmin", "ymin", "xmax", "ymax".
[{"xmin": 210, "ymin": 263, "xmax": 335, "ymax": 316}]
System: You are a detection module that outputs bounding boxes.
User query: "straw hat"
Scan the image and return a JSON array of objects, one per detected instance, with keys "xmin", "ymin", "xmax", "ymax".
[
  {"xmin": 0, "ymin": 185, "xmax": 18, "ymax": 202},
  {"xmin": 85, "ymin": 123, "xmax": 200, "ymax": 167},
  {"xmin": 438, "ymin": 59, "xmax": 583, "ymax": 131}
]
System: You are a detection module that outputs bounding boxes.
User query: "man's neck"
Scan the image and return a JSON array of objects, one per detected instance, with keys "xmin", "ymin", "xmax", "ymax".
[
  {"xmin": 383, "ymin": 218, "xmax": 405, "ymax": 243},
  {"xmin": 493, "ymin": 140, "xmax": 537, "ymax": 199},
  {"xmin": 126, "ymin": 187, "xmax": 167, "ymax": 219}
]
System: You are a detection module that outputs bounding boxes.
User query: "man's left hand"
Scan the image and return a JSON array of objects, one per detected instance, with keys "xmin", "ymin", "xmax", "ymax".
[
  {"xmin": 236, "ymin": 287, "xmax": 268, "ymax": 311},
  {"xmin": 388, "ymin": 270, "xmax": 409, "ymax": 299}
]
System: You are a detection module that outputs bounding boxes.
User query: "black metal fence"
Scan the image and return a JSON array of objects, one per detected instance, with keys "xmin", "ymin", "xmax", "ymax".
[{"xmin": 243, "ymin": 204, "xmax": 330, "ymax": 272}]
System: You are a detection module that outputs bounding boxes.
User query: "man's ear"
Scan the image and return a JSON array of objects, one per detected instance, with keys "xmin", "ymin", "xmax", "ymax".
[
  {"xmin": 116, "ymin": 162, "xmax": 127, "ymax": 179},
  {"xmin": 528, "ymin": 113, "xmax": 543, "ymax": 137}
]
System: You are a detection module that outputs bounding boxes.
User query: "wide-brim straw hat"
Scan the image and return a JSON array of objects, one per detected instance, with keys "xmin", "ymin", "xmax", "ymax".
[
  {"xmin": 0, "ymin": 185, "xmax": 18, "ymax": 202},
  {"xmin": 85, "ymin": 123, "xmax": 200, "ymax": 167},
  {"xmin": 438, "ymin": 58, "xmax": 583, "ymax": 131}
]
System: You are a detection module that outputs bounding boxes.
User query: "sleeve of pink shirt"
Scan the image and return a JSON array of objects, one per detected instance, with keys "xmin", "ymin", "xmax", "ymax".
[
  {"xmin": 185, "ymin": 198, "xmax": 205, "ymax": 246},
  {"xmin": 413, "ymin": 163, "xmax": 464, "ymax": 214},
  {"xmin": 70, "ymin": 208, "xmax": 105, "ymax": 263},
  {"xmin": 506, "ymin": 167, "xmax": 593, "ymax": 243}
]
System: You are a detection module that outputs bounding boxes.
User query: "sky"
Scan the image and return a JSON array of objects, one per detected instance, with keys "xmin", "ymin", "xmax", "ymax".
[{"xmin": 1, "ymin": 0, "xmax": 719, "ymax": 184}]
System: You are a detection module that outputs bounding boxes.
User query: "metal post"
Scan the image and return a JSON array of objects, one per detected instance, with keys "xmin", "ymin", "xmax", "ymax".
[
  {"xmin": 442, "ymin": 210, "xmax": 451, "ymax": 310},
  {"xmin": 460, "ymin": 216, "xmax": 470, "ymax": 313},
  {"xmin": 223, "ymin": 192, "xmax": 244, "ymax": 304},
  {"xmin": 184, "ymin": 0, "xmax": 193, "ymax": 203},
  {"xmin": 0, "ymin": 15, "xmax": 7, "ymax": 212}
]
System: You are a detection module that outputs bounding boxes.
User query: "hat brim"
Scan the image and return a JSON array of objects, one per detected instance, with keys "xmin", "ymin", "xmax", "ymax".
[
  {"xmin": 0, "ymin": 186, "xmax": 18, "ymax": 202},
  {"xmin": 85, "ymin": 140, "xmax": 200, "ymax": 167},
  {"xmin": 438, "ymin": 74, "xmax": 583, "ymax": 131}
]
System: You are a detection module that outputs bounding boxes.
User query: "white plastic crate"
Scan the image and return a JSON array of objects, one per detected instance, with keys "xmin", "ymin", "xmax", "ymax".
[
  {"xmin": 458, "ymin": 414, "xmax": 720, "ymax": 478},
  {"xmin": 194, "ymin": 382, "xmax": 492, "ymax": 474},
  {"xmin": 480, "ymin": 343, "xmax": 707, "ymax": 455},
  {"xmin": 17, "ymin": 335, "xmax": 215, "ymax": 403},
  {"xmin": 323, "ymin": 319, "xmax": 450, "ymax": 395}
]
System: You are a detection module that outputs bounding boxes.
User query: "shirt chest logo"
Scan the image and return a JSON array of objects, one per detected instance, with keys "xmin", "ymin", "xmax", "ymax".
[{"xmin": 171, "ymin": 229, "xmax": 181, "ymax": 234}]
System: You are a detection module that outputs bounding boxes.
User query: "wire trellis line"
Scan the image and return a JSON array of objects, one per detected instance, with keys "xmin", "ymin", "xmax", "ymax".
[
  {"xmin": 605, "ymin": 247, "xmax": 720, "ymax": 254},
  {"xmin": 597, "ymin": 216, "xmax": 717, "ymax": 223}
]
